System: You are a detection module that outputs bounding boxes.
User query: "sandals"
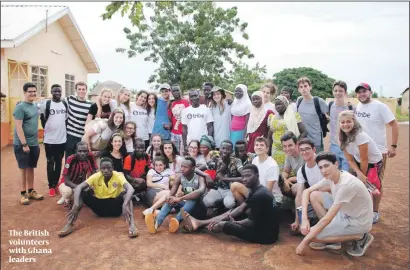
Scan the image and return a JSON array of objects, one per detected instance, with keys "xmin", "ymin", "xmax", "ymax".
[
  {"xmin": 57, "ymin": 224, "xmax": 74, "ymax": 237},
  {"xmin": 128, "ymin": 227, "xmax": 139, "ymax": 238},
  {"xmin": 179, "ymin": 209, "xmax": 194, "ymax": 233}
]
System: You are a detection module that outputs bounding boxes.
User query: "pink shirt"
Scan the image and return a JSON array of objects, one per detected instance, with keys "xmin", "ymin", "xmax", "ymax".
[{"xmin": 231, "ymin": 115, "xmax": 247, "ymax": 131}]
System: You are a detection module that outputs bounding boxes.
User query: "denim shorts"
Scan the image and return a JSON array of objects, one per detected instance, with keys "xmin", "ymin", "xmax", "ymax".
[{"xmin": 13, "ymin": 144, "xmax": 40, "ymax": 169}]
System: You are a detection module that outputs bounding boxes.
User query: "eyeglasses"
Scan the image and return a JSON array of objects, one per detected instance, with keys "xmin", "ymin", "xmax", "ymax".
[
  {"xmin": 125, "ymin": 127, "xmax": 135, "ymax": 130},
  {"xmin": 26, "ymin": 91, "xmax": 37, "ymax": 94},
  {"xmin": 299, "ymin": 147, "xmax": 312, "ymax": 153},
  {"xmin": 189, "ymin": 146, "xmax": 198, "ymax": 150}
]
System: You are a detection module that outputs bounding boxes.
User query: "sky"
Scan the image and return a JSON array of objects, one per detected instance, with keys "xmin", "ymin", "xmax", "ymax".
[{"xmin": 4, "ymin": 2, "xmax": 409, "ymax": 97}]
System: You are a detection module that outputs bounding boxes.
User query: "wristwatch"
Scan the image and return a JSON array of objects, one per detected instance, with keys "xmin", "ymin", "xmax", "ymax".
[
  {"xmin": 391, "ymin": 144, "xmax": 397, "ymax": 148},
  {"xmin": 22, "ymin": 143, "xmax": 28, "ymax": 147}
]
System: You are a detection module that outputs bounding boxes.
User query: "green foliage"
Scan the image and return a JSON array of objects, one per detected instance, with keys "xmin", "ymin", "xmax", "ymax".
[
  {"xmin": 220, "ymin": 62, "xmax": 267, "ymax": 92},
  {"xmin": 396, "ymin": 106, "xmax": 409, "ymax": 122},
  {"xmin": 102, "ymin": 2, "xmax": 254, "ymax": 90},
  {"xmin": 372, "ymin": 92, "xmax": 378, "ymax": 98},
  {"xmin": 89, "ymin": 80, "xmax": 101, "ymax": 92},
  {"xmin": 272, "ymin": 67, "xmax": 336, "ymax": 100}
]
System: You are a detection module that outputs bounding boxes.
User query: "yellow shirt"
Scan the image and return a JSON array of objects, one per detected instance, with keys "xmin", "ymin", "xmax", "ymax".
[{"xmin": 86, "ymin": 171, "xmax": 127, "ymax": 199}]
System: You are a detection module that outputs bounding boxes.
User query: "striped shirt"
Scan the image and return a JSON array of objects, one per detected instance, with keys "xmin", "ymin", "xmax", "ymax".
[
  {"xmin": 65, "ymin": 95, "xmax": 92, "ymax": 138},
  {"xmin": 60, "ymin": 153, "xmax": 97, "ymax": 185}
]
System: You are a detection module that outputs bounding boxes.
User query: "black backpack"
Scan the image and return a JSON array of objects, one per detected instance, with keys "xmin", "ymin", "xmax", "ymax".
[
  {"xmin": 297, "ymin": 96, "xmax": 329, "ymax": 138},
  {"xmin": 300, "ymin": 164, "xmax": 310, "ymax": 189},
  {"xmin": 40, "ymin": 100, "xmax": 68, "ymax": 128},
  {"xmin": 328, "ymin": 101, "xmax": 354, "ymax": 112}
]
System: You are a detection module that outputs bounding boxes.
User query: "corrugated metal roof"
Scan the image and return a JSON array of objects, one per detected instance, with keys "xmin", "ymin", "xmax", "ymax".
[{"xmin": 1, "ymin": 5, "xmax": 67, "ymax": 41}]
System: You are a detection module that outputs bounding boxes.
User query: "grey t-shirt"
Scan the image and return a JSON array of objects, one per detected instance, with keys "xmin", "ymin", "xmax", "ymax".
[
  {"xmin": 297, "ymin": 97, "xmax": 328, "ymax": 147},
  {"xmin": 329, "ymin": 103, "xmax": 350, "ymax": 145},
  {"xmin": 210, "ymin": 100, "xmax": 231, "ymax": 148},
  {"xmin": 283, "ymin": 154, "xmax": 304, "ymax": 176},
  {"xmin": 13, "ymin": 101, "xmax": 39, "ymax": 146}
]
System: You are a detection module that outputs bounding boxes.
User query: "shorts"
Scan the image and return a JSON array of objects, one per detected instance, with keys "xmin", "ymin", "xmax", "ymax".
[
  {"xmin": 13, "ymin": 144, "xmax": 40, "ymax": 169},
  {"xmin": 83, "ymin": 193, "xmax": 124, "ymax": 217},
  {"xmin": 298, "ymin": 192, "xmax": 333, "ymax": 224}
]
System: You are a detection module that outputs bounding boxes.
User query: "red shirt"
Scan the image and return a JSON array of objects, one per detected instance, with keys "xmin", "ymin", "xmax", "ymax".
[
  {"xmin": 169, "ymin": 99, "xmax": 189, "ymax": 135},
  {"xmin": 123, "ymin": 154, "xmax": 151, "ymax": 179},
  {"xmin": 59, "ymin": 153, "xmax": 97, "ymax": 185}
]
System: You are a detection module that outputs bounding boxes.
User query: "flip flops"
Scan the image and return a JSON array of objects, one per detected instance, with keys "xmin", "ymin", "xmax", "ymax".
[
  {"xmin": 128, "ymin": 227, "xmax": 139, "ymax": 238},
  {"xmin": 179, "ymin": 209, "xmax": 194, "ymax": 233}
]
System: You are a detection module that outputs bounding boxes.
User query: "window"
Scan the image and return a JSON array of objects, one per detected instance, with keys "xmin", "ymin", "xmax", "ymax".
[
  {"xmin": 31, "ymin": 66, "xmax": 48, "ymax": 97},
  {"xmin": 65, "ymin": 74, "xmax": 75, "ymax": 97}
]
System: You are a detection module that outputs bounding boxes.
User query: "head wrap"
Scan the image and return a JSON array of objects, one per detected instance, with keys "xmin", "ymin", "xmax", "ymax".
[
  {"xmin": 247, "ymin": 91, "xmax": 267, "ymax": 134},
  {"xmin": 231, "ymin": 84, "xmax": 252, "ymax": 116},
  {"xmin": 200, "ymin": 135, "xmax": 215, "ymax": 149}
]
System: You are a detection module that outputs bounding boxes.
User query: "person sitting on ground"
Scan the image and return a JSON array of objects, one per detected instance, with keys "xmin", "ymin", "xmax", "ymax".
[
  {"xmin": 187, "ymin": 140, "xmax": 207, "ymax": 168},
  {"xmin": 123, "ymin": 121, "xmax": 137, "ymax": 155},
  {"xmin": 146, "ymin": 134, "xmax": 163, "ymax": 162},
  {"xmin": 161, "ymin": 140, "xmax": 184, "ymax": 177},
  {"xmin": 123, "ymin": 138, "xmax": 150, "ymax": 200},
  {"xmin": 100, "ymin": 133, "xmax": 127, "ymax": 173},
  {"xmin": 202, "ymin": 140, "xmax": 243, "ymax": 211},
  {"xmin": 57, "ymin": 157, "xmax": 138, "ymax": 238},
  {"xmin": 144, "ymin": 156, "xmax": 173, "ymax": 208},
  {"xmin": 179, "ymin": 164, "xmax": 280, "ymax": 245},
  {"xmin": 234, "ymin": 140, "xmax": 255, "ymax": 166},
  {"xmin": 57, "ymin": 142, "xmax": 97, "ymax": 208},
  {"xmin": 145, "ymin": 156, "xmax": 207, "ymax": 234},
  {"xmin": 199, "ymin": 135, "xmax": 216, "ymax": 164},
  {"xmin": 290, "ymin": 138, "xmax": 324, "ymax": 234},
  {"xmin": 295, "ymin": 152, "xmax": 374, "ymax": 257}
]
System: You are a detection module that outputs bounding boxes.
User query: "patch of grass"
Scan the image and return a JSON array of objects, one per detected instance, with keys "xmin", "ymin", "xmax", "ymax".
[{"xmin": 396, "ymin": 106, "xmax": 409, "ymax": 122}]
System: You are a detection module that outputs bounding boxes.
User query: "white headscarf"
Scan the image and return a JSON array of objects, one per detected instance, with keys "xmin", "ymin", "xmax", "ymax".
[
  {"xmin": 275, "ymin": 95, "xmax": 300, "ymax": 137},
  {"xmin": 247, "ymin": 91, "xmax": 267, "ymax": 134},
  {"xmin": 231, "ymin": 84, "xmax": 252, "ymax": 116}
]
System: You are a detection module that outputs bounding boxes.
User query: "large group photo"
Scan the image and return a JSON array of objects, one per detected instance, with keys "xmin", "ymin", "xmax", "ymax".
[{"xmin": 1, "ymin": 2, "xmax": 409, "ymax": 269}]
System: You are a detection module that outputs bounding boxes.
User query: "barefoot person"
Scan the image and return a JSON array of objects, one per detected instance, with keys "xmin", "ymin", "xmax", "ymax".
[
  {"xmin": 58, "ymin": 158, "xmax": 138, "ymax": 238},
  {"xmin": 295, "ymin": 152, "xmax": 374, "ymax": 257},
  {"xmin": 145, "ymin": 156, "xmax": 207, "ymax": 233},
  {"xmin": 180, "ymin": 164, "xmax": 279, "ymax": 245}
]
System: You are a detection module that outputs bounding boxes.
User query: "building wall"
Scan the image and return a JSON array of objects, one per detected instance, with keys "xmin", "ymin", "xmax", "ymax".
[{"xmin": 401, "ymin": 91, "xmax": 409, "ymax": 116}]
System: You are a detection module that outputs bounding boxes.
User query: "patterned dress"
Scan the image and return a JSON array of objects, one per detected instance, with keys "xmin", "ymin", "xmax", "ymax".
[{"xmin": 267, "ymin": 113, "xmax": 302, "ymax": 170}]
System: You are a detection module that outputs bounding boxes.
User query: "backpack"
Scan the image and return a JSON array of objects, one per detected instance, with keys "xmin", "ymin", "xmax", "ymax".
[
  {"xmin": 40, "ymin": 100, "xmax": 68, "ymax": 128},
  {"xmin": 297, "ymin": 96, "xmax": 329, "ymax": 138},
  {"xmin": 328, "ymin": 101, "xmax": 353, "ymax": 112},
  {"xmin": 301, "ymin": 164, "xmax": 310, "ymax": 189}
]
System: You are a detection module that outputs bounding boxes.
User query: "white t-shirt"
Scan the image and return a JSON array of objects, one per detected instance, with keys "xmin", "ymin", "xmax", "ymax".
[
  {"xmin": 264, "ymin": 102, "xmax": 278, "ymax": 115},
  {"xmin": 355, "ymin": 100, "xmax": 395, "ymax": 153},
  {"xmin": 147, "ymin": 168, "xmax": 172, "ymax": 187},
  {"xmin": 130, "ymin": 103, "xmax": 149, "ymax": 140},
  {"xmin": 124, "ymin": 137, "xmax": 134, "ymax": 153},
  {"xmin": 296, "ymin": 163, "xmax": 323, "ymax": 187},
  {"xmin": 90, "ymin": 120, "xmax": 115, "ymax": 143},
  {"xmin": 168, "ymin": 155, "xmax": 184, "ymax": 175},
  {"xmin": 345, "ymin": 131, "xmax": 383, "ymax": 164},
  {"xmin": 39, "ymin": 101, "xmax": 67, "ymax": 144},
  {"xmin": 316, "ymin": 171, "xmax": 373, "ymax": 231},
  {"xmin": 111, "ymin": 100, "xmax": 131, "ymax": 122},
  {"xmin": 181, "ymin": 105, "xmax": 214, "ymax": 143},
  {"xmin": 252, "ymin": 156, "xmax": 282, "ymax": 203}
]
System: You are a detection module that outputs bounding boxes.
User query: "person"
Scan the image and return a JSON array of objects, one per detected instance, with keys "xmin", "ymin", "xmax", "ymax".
[
  {"xmin": 146, "ymin": 134, "xmax": 163, "ymax": 162},
  {"xmin": 86, "ymin": 88, "xmax": 113, "ymax": 124},
  {"xmin": 231, "ymin": 137, "xmax": 281, "ymax": 206},
  {"xmin": 246, "ymin": 91, "xmax": 274, "ymax": 153},
  {"xmin": 160, "ymin": 140, "xmax": 184, "ymax": 176},
  {"xmin": 199, "ymin": 135, "xmax": 216, "ymax": 164},
  {"xmin": 328, "ymin": 80, "xmax": 353, "ymax": 171},
  {"xmin": 209, "ymin": 86, "xmax": 232, "ymax": 149},
  {"xmin": 200, "ymin": 82, "xmax": 214, "ymax": 106},
  {"xmin": 203, "ymin": 140, "xmax": 243, "ymax": 210},
  {"xmin": 234, "ymin": 140, "xmax": 255, "ymax": 166},
  {"xmin": 152, "ymin": 83, "xmax": 172, "ymax": 140},
  {"xmin": 103, "ymin": 87, "xmax": 132, "ymax": 122},
  {"xmin": 147, "ymin": 92, "xmax": 157, "ymax": 140},
  {"xmin": 168, "ymin": 85, "xmax": 190, "ymax": 155},
  {"xmin": 354, "ymin": 82, "xmax": 399, "ymax": 223},
  {"xmin": 290, "ymin": 138, "xmax": 324, "ymax": 234},
  {"xmin": 13, "ymin": 82, "xmax": 44, "ymax": 205},
  {"xmin": 268, "ymin": 95, "xmax": 306, "ymax": 170},
  {"xmin": 38, "ymin": 84, "xmax": 68, "ymax": 197},
  {"xmin": 101, "ymin": 133, "xmax": 126, "ymax": 173},
  {"xmin": 338, "ymin": 111, "xmax": 383, "ymax": 221},
  {"xmin": 144, "ymin": 157, "xmax": 173, "ymax": 207},
  {"xmin": 261, "ymin": 83, "xmax": 278, "ymax": 114},
  {"xmin": 280, "ymin": 132, "xmax": 305, "ymax": 195},
  {"xmin": 280, "ymin": 86, "xmax": 297, "ymax": 112},
  {"xmin": 131, "ymin": 90, "xmax": 150, "ymax": 148},
  {"xmin": 145, "ymin": 157, "xmax": 207, "ymax": 233},
  {"xmin": 181, "ymin": 90, "xmax": 214, "ymax": 152},
  {"xmin": 295, "ymin": 152, "xmax": 374, "ymax": 257},
  {"xmin": 123, "ymin": 138, "xmax": 150, "ymax": 198},
  {"xmin": 57, "ymin": 158, "xmax": 138, "ymax": 238},
  {"xmin": 187, "ymin": 140, "xmax": 207, "ymax": 168},
  {"xmin": 65, "ymin": 81, "xmax": 93, "ymax": 158},
  {"xmin": 230, "ymin": 84, "xmax": 252, "ymax": 146},
  {"xmin": 179, "ymin": 164, "xmax": 280, "ymax": 245},
  {"xmin": 296, "ymin": 77, "xmax": 328, "ymax": 153},
  {"xmin": 123, "ymin": 121, "xmax": 137, "ymax": 154},
  {"xmin": 57, "ymin": 142, "xmax": 97, "ymax": 208}
]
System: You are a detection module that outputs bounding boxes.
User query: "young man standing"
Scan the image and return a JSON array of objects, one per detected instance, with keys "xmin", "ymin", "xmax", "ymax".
[
  {"xmin": 291, "ymin": 138, "xmax": 323, "ymax": 233},
  {"xmin": 328, "ymin": 80, "xmax": 352, "ymax": 171},
  {"xmin": 65, "ymin": 82, "xmax": 92, "ymax": 158},
  {"xmin": 296, "ymin": 152, "xmax": 373, "ymax": 257},
  {"xmin": 168, "ymin": 85, "xmax": 189, "ymax": 155},
  {"xmin": 180, "ymin": 164, "xmax": 280, "ymax": 245},
  {"xmin": 181, "ymin": 90, "xmax": 214, "ymax": 152},
  {"xmin": 234, "ymin": 140, "xmax": 255, "ymax": 166},
  {"xmin": 38, "ymin": 84, "xmax": 68, "ymax": 197},
  {"xmin": 261, "ymin": 83, "xmax": 278, "ymax": 114},
  {"xmin": 355, "ymin": 82, "xmax": 399, "ymax": 223},
  {"xmin": 13, "ymin": 82, "xmax": 44, "ymax": 205},
  {"xmin": 280, "ymin": 132, "xmax": 304, "ymax": 194},
  {"xmin": 200, "ymin": 82, "xmax": 214, "ymax": 105},
  {"xmin": 296, "ymin": 77, "xmax": 328, "ymax": 153}
]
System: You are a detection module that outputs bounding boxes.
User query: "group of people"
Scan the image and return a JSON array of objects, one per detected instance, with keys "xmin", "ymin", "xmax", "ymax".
[{"xmin": 12, "ymin": 76, "xmax": 399, "ymax": 256}]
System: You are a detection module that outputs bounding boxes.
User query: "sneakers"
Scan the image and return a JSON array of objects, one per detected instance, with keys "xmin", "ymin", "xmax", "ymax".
[
  {"xmin": 169, "ymin": 218, "xmax": 179, "ymax": 233},
  {"xmin": 309, "ymin": 242, "xmax": 341, "ymax": 250},
  {"xmin": 347, "ymin": 233, "xmax": 374, "ymax": 257},
  {"xmin": 28, "ymin": 190, "xmax": 44, "ymax": 200},
  {"xmin": 373, "ymin": 212, "xmax": 380, "ymax": 224},
  {"xmin": 49, "ymin": 188, "xmax": 56, "ymax": 197},
  {"xmin": 20, "ymin": 194, "xmax": 29, "ymax": 205},
  {"xmin": 57, "ymin": 197, "xmax": 65, "ymax": 205},
  {"xmin": 145, "ymin": 213, "xmax": 157, "ymax": 234},
  {"xmin": 142, "ymin": 208, "xmax": 153, "ymax": 216}
]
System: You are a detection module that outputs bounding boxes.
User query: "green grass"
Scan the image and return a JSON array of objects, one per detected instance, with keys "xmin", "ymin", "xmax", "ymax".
[{"xmin": 396, "ymin": 106, "xmax": 409, "ymax": 122}]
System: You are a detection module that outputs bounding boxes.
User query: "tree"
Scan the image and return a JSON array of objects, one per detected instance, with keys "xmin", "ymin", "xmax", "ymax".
[
  {"xmin": 221, "ymin": 62, "xmax": 267, "ymax": 92},
  {"xmin": 372, "ymin": 92, "xmax": 378, "ymax": 98},
  {"xmin": 272, "ymin": 67, "xmax": 336, "ymax": 100},
  {"xmin": 102, "ymin": 2, "xmax": 254, "ymax": 90},
  {"xmin": 89, "ymin": 80, "xmax": 101, "ymax": 92}
]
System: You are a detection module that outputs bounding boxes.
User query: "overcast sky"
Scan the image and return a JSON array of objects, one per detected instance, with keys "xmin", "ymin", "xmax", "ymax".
[{"xmin": 5, "ymin": 2, "xmax": 409, "ymax": 97}]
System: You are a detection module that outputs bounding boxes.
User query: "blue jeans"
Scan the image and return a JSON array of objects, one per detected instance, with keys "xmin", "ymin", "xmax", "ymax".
[
  {"xmin": 329, "ymin": 143, "xmax": 349, "ymax": 171},
  {"xmin": 156, "ymin": 199, "xmax": 197, "ymax": 225}
]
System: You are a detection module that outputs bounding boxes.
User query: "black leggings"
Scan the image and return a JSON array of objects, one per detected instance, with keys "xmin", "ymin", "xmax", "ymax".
[
  {"xmin": 44, "ymin": 143, "xmax": 66, "ymax": 188},
  {"xmin": 222, "ymin": 221, "xmax": 278, "ymax": 244}
]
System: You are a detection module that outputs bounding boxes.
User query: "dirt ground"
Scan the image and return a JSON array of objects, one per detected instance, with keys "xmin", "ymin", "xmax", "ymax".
[{"xmin": 1, "ymin": 125, "xmax": 409, "ymax": 270}]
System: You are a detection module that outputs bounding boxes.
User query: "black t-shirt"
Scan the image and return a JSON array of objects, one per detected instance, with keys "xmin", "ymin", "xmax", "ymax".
[
  {"xmin": 88, "ymin": 103, "xmax": 111, "ymax": 119},
  {"xmin": 245, "ymin": 185, "xmax": 279, "ymax": 241},
  {"xmin": 101, "ymin": 151, "xmax": 124, "ymax": 173}
]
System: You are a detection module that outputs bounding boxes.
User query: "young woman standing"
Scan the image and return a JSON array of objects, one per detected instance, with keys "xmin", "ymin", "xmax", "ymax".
[
  {"xmin": 209, "ymin": 87, "xmax": 231, "ymax": 149},
  {"xmin": 230, "ymin": 84, "xmax": 252, "ymax": 146},
  {"xmin": 131, "ymin": 90, "xmax": 150, "ymax": 148}
]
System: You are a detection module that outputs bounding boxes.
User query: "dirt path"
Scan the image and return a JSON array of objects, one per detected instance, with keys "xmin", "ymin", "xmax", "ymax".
[{"xmin": 1, "ymin": 125, "xmax": 408, "ymax": 269}]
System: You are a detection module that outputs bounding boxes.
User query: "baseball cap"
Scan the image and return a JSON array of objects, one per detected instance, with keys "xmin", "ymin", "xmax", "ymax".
[
  {"xmin": 355, "ymin": 83, "xmax": 372, "ymax": 92},
  {"xmin": 158, "ymin": 83, "xmax": 171, "ymax": 90}
]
